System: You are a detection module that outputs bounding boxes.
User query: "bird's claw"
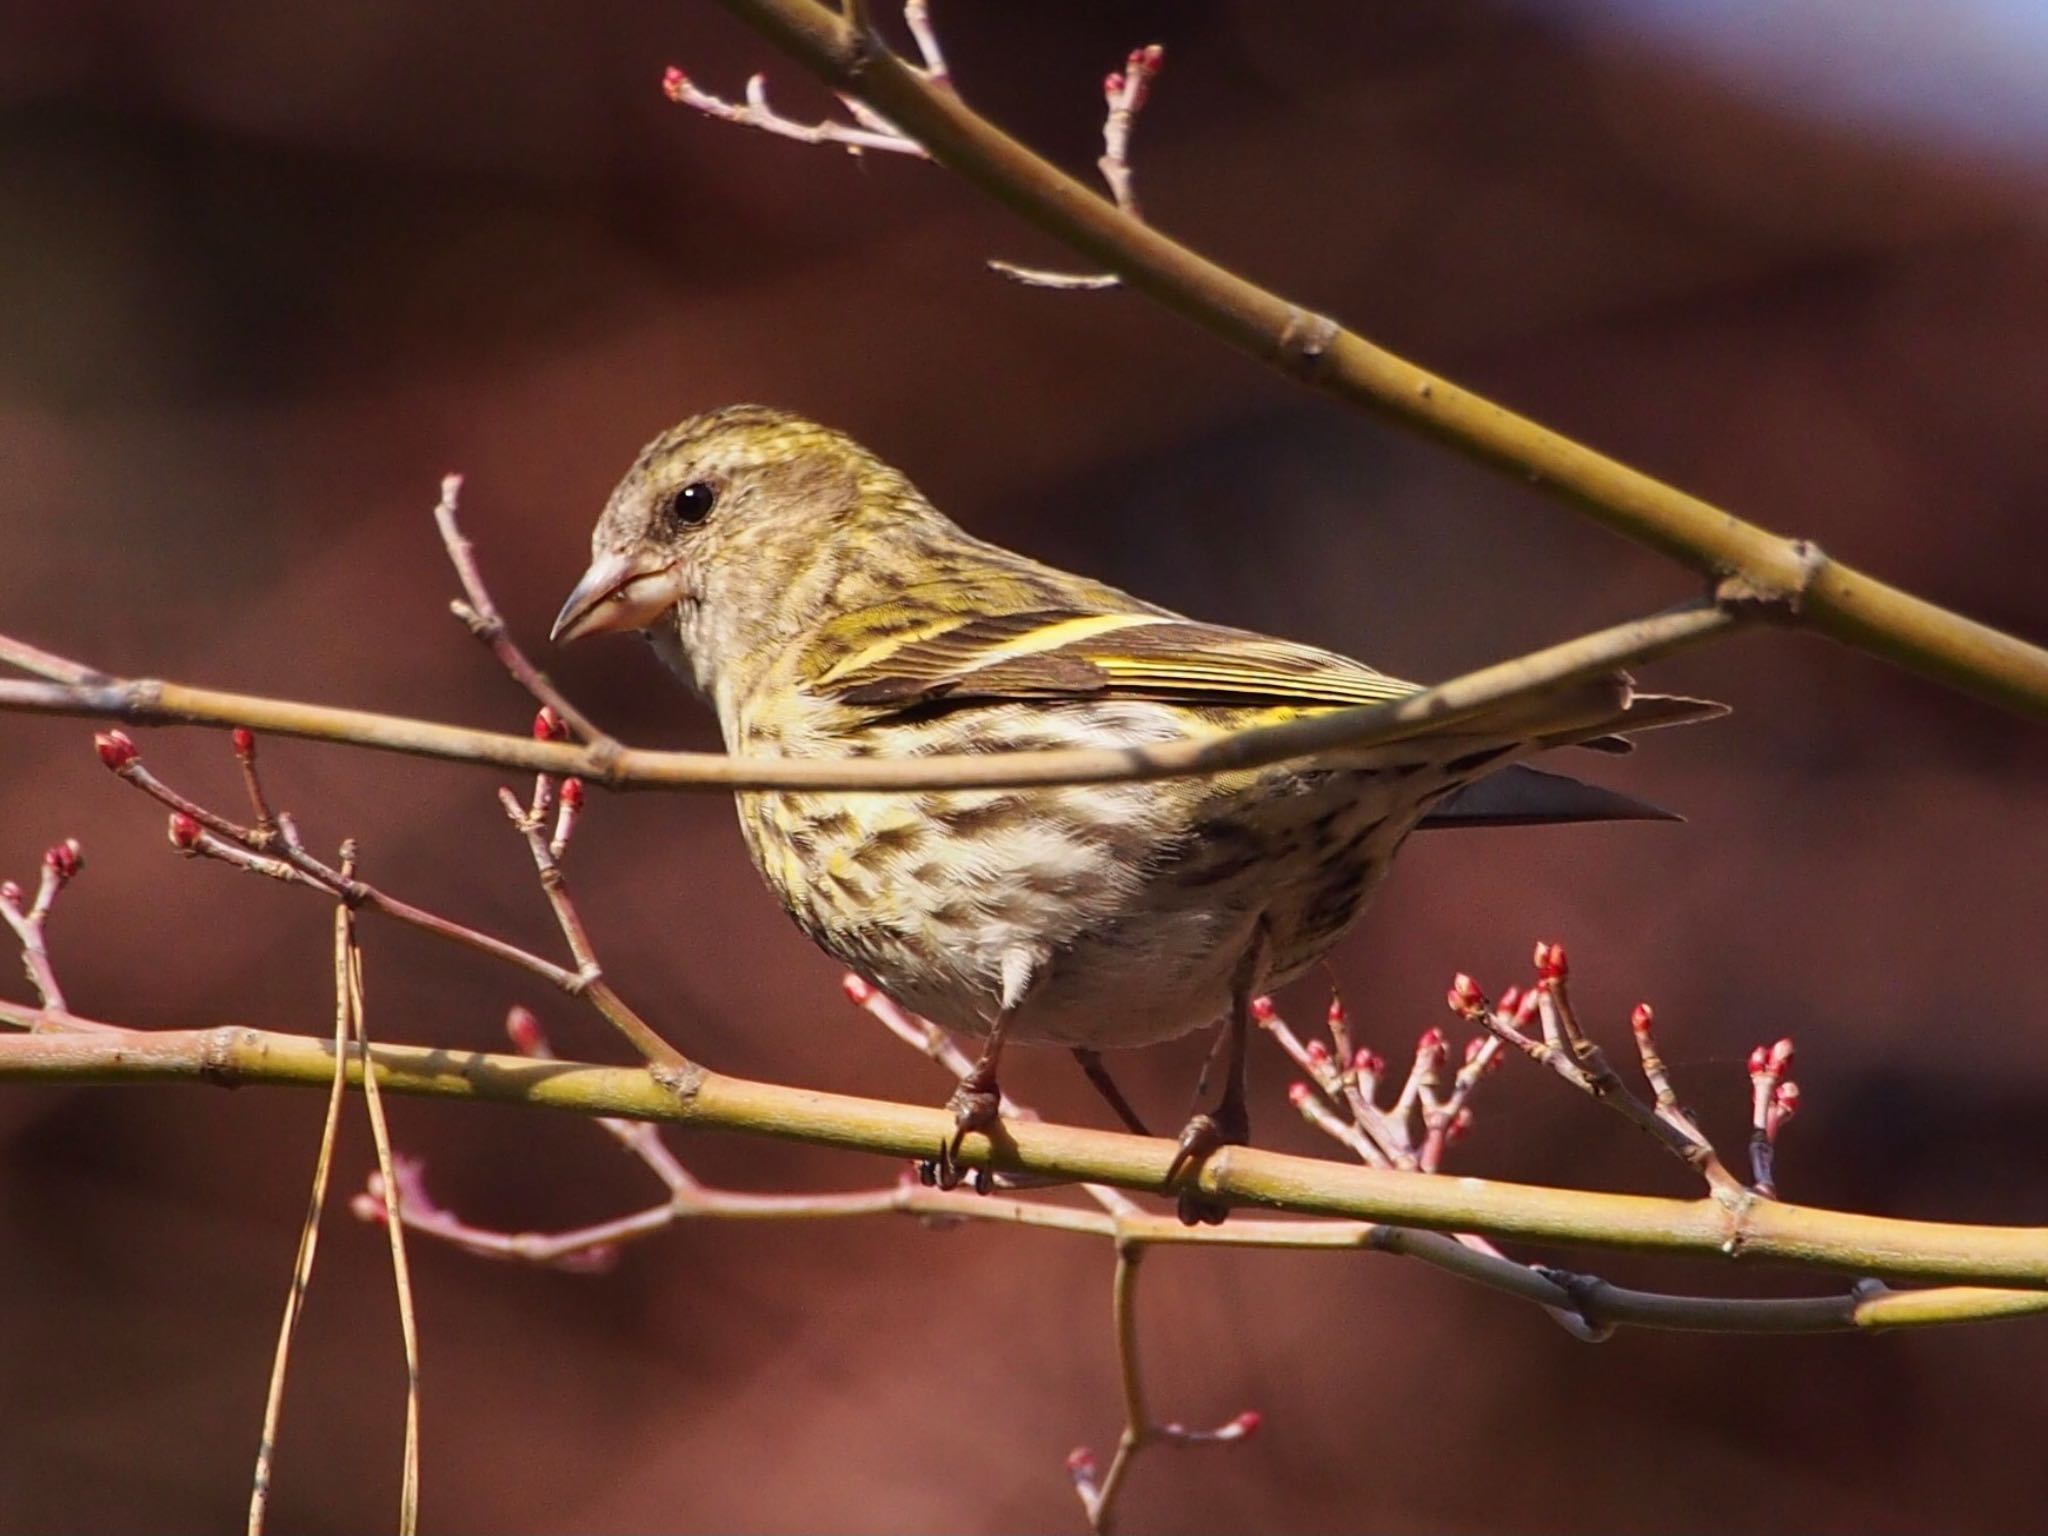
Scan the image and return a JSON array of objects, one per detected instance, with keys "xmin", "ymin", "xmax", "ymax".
[
  {"xmin": 1166, "ymin": 1103, "xmax": 1248, "ymax": 1227},
  {"xmin": 923, "ymin": 1073, "xmax": 1002, "ymax": 1192}
]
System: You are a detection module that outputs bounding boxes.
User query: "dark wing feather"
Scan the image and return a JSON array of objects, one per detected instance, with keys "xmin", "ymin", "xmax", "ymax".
[
  {"xmin": 1418, "ymin": 765, "xmax": 1680, "ymax": 827},
  {"xmin": 817, "ymin": 609, "xmax": 1418, "ymax": 716}
]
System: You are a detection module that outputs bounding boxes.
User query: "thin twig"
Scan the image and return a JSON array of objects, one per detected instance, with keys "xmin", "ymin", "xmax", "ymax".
[
  {"xmin": 246, "ymin": 897, "xmax": 354, "ymax": 1536},
  {"xmin": 341, "ymin": 902, "xmax": 420, "ymax": 1535},
  {"xmin": 0, "ymin": 843, "xmax": 80, "ymax": 1011},
  {"xmin": 434, "ymin": 475, "xmax": 611, "ymax": 748},
  {"xmin": 663, "ymin": 66, "xmax": 928, "ymax": 156},
  {"xmin": 98, "ymin": 728, "xmax": 689, "ymax": 1071},
  {"xmin": 1464, "ymin": 953, "xmax": 1746, "ymax": 1200},
  {"xmin": 991, "ymin": 43, "xmax": 1163, "ymax": 291},
  {"xmin": 1069, "ymin": 1244, "xmax": 1257, "ymax": 1533},
  {"xmin": 0, "ymin": 599, "xmax": 1742, "ymax": 792}
]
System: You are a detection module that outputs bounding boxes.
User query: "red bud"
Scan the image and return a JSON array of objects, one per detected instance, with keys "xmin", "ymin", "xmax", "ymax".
[
  {"xmin": 1774, "ymin": 1081, "xmax": 1800, "ymax": 1114},
  {"xmin": 1447, "ymin": 1107, "xmax": 1474, "ymax": 1142},
  {"xmin": 1304, "ymin": 1039, "xmax": 1330, "ymax": 1068},
  {"xmin": 1066, "ymin": 1446, "xmax": 1098, "ymax": 1480},
  {"xmin": 662, "ymin": 66, "xmax": 688, "ymax": 99},
  {"xmin": 1769, "ymin": 1038, "xmax": 1795, "ymax": 1073},
  {"xmin": 94, "ymin": 730, "xmax": 138, "ymax": 771},
  {"xmin": 1417, "ymin": 1026, "xmax": 1447, "ymax": 1062},
  {"xmin": 167, "ymin": 813, "xmax": 201, "ymax": 851},
  {"xmin": 44, "ymin": 840, "xmax": 82, "ymax": 880},
  {"xmin": 1496, "ymin": 985, "xmax": 1521, "ymax": 1018},
  {"xmin": 231, "ymin": 726, "xmax": 255, "ymax": 760},
  {"xmin": 560, "ymin": 778, "xmax": 585, "ymax": 809},
  {"xmin": 0, "ymin": 881, "xmax": 20, "ymax": 906},
  {"xmin": 1250, "ymin": 995, "xmax": 1277, "ymax": 1023},
  {"xmin": 1533, "ymin": 941, "xmax": 1568, "ymax": 981},
  {"xmin": 1103, "ymin": 71, "xmax": 1125, "ymax": 100},
  {"xmin": 1287, "ymin": 1081, "xmax": 1313, "ymax": 1109},
  {"xmin": 505, "ymin": 1005, "xmax": 545, "ymax": 1055},
  {"xmin": 1463, "ymin": 1035, "xmax": 1488, "ymax": 1065},
  {"xmin": 1355, "ymin": 1049, "xmax": 1385, "ymax": 1078},
  {"xmin": 1448, "ymin": 973, "xmax": 1484, "ymax": 1013},
  {"xmin": 840, "ymin": 973, "xmax": 875, "ymax": 1005},
  {"xmin": 1230, "ymin": 1408, "xmax": 1260, "ymax": 1438},
  {"xmin": 1630, "ymin": 1002, "xmax": 1654, "ymax": 1035},
  {"xmin": 533, "ymin": 706, "xmax": 566, "ymax": 742},
  {"xmin": 1326, "ymin": 995, "xmax": 1348, "ymax": 1027},
  {"xmin": 1748, "ymin": 1044, "xmax": 1770, "ymax": 1076}
]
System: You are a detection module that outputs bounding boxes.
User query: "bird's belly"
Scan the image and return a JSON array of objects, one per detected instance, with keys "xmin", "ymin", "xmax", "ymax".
[{"xmin": 740, "ymin": 760, "xmax": 1419, "ymax": 1052}]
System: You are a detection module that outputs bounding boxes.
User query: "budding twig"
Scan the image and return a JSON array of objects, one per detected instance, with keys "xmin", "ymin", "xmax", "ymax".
[
  {"xmin": 1460, "ymin": 945, "xmax": 1747, "ymax": 1200},
  {"xmin": 95, "ymin": 727, "xmax": 689, "ymax": 1071},
  {"xmin": 1748, "ymin": 1038, "xmax": 1799, "ymax": 1198},
  {"xmin": 1068, "ymin": 1245, "xmax": 1258, "ymax": 1534},
  {"xmin": 660, "ymin": 2, "xmax": 1162, "ymax": 293},
  {"xmin": 663, "ymin": 65, "xmax": 929, "ymax": 157},
  {"xmin": 435, "ymin": 474, "xmax": 611, "ymax": 749},
  {"xmin": 0, "ymin": 841, "xmax": 81, "ymax": 1012},
  {"xmin": 989, "ymin": 44, "xmax": 1165, "ymax": 291}
]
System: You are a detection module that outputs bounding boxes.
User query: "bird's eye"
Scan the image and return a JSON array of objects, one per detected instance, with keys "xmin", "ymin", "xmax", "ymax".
[{"xmin": 666, "ymin": 481, "xmax": 717, "ymax": 527}]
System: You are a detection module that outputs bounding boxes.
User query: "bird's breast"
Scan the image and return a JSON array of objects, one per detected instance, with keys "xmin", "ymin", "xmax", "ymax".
[{"xmin": 727, "ymin": 695, "xmax": 1429, "ymax": 1049}]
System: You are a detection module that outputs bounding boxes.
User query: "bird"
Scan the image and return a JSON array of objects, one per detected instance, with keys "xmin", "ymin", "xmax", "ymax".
[{"xmin": 552, "ymin": 406, "xmax": 1722, "ymax": 1222}]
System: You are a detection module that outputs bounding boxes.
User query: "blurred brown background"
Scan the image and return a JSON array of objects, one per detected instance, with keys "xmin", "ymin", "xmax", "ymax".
[{"xmin": 1, "ymin": 2, "xmax": 2044, "ymax": 1531}]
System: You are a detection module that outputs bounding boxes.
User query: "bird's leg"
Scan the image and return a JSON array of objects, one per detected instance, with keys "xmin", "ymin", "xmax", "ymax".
[
  {"xmin": 924, "ymin": 1013, "xmax": 1011, "ymax": 1192},
  {"xmin": 1165, "ymin": 930, "xmax": 1267, "ymax": 1226},
  {"xmin": 1073, "ymin": 1047, "xmax": 1151, "ymax": 1137},
  {"xmin": 924, "ymin": 950, "xmax": 1037, "ymax": 1193}
]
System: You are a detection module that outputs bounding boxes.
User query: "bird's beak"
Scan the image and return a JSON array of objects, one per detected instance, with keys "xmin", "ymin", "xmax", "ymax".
[{"xmin": 550, "ymin": 549, "xmax": 685, "ymax": 644}]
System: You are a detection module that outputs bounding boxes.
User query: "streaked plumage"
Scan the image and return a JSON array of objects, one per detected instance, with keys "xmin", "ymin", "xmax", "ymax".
[{"xmin": 554, "ymin": 406, "xmax": 1722, "ymax": 1201}]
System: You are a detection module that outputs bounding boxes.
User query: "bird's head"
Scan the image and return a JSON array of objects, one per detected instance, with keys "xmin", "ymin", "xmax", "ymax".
[{"xmin": 552, "ymin": 406, "xmax": 950, "ymax": 703}]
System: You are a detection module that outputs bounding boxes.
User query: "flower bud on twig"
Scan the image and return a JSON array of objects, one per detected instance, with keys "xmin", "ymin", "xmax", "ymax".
[
  {"xmin": 505, "ymin": 1005, "xmax": 548, "ymax": 1057},
  {"xmin": 1447, "ymin": 972, "xmax": 1485, "ymax": 1016},
  {"xmin": 94, "ymin": 730, "xmax": 138, "ymax": 771}
]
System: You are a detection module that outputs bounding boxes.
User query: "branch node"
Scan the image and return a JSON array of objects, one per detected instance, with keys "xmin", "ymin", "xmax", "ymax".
[
  {"xmin": 1275, "ymin": 307, "xmax": 1340, "ymax": 378},
  {"xmin": 650, "ymin": 1060, "xmax": 707, "ymax": 1102},
  {"xmin": 199, "ymin": 1025, "xmax": 245, "ymax": 1088},
  {"xmin": 1715, "ymin": 538, "xmax": 1830, "ymax": 618}
]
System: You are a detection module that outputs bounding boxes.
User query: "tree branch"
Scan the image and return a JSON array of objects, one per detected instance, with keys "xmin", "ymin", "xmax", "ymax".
[
  {"xmin": 8, "ymin": 1015, "xmax": 2048, "ymax": 1294},
  {"xmin": 696, "ymin": 0, "xmax": 2048, "ymax": 717},
  {"xmin": 0, "ymin": 599, "xmax": 1736, "ymax": 791}
]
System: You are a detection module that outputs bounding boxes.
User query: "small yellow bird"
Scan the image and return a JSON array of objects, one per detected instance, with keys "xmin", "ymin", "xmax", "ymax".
[{"xmin": 554, "ymin": 407, "xmax": 1721, "ymax": 1220}]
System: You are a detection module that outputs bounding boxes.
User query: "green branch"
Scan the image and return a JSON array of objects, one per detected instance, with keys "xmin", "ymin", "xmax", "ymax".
[
  {"xmin": 7, "ymin": 1018, "xmax": 2047, "ymax": 1294},
  {"xmin": 704, "ymin": 0, "xmax": 2048, "ymax": 717}
]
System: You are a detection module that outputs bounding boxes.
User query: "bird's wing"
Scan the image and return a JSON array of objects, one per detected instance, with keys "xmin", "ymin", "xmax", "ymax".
[
  {"xmin": 808, "ymin": 604, "xmax": 1727, "ymax": 755},
  {"xmin": 810, "ymin": 608, "xmax": 1421, "ymax": 715}
]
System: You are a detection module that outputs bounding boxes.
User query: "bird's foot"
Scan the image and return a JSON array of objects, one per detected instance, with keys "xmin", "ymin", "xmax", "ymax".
[
  {"xmin": 920, "ymin": 1068, "xmax": 1002, "ymax": 1193},
  {"xmin": 1165, "ymin": 1098, "xmax": 1249, "ymax": 1227}
]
